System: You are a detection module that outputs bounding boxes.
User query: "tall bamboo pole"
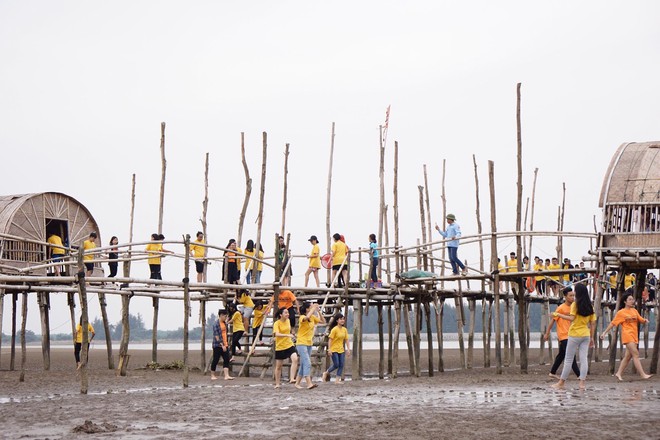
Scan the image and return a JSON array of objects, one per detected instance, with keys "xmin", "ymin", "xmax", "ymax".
[
  {"xmin": 182, "ymin": 234, "xmax": 191, "ymax": 388},
  {"xmin": 440, "ymin": 159, "xmax": 447, "ymax": 285},
  {"xmin": 280, "ymin": 143, "xmax": 290, "ymax": 238},
  {"xmin": 528, "ymin": 168, "xmax": 538, "ymax": 260},
  {"xmin": 378, "ymin": 125, "xmax": 386, "ymax": 280},
  {"xmin": 393, "ymin": 141, "xmax": 399, "ymax": 276},
  {"xmin": 254, "ymin": 132, "xmax": 268, "ymax": 288},
  {"xmin": 38, "ymin": 292, "xmax": 50, "ymax": 370},
  {"xmin": 76, "ymin": 250, "xmax": 90, "ymax": 393},
  {"xmin": 472, "ymin": 155, "xmax": 487, "ymax": 367},
  {"xmin": 237, "ymin": 133, "xmax": 252, "ymax": 246},
  {"xmin": 515, "ymin": 82, "xmax": 528, "ymax": 373},
  {"xmin": 489, "ymin": 160, "xmax": 502, "ymax": 374},
  {"xmin": 10, "ymin": 292, "xmax": 16, "ymax": 370},
  {"xmin": 153, "ymin": 121, "xmax": 167, "ymax": 364},
  {"xmin": 123, "ymin": 174, "xmax": 136, "ymax": 279},
  {"xmin": 98, "ymin": 292, "xmax": 114, "ymax": 369},
  {"xmin": 325, "ymin": 123, "xmax": 336, "ymax": 285},
  {"xmin": 423, "ymin": 165, "xmax": 434, "ymax": 272},
  {"xmin": 200, "ymin": 152, "xmax": 209, "ymax": 369},
  {"xmin": 19, "ymin": 292, "xmax": 27, "ymax": 382}
]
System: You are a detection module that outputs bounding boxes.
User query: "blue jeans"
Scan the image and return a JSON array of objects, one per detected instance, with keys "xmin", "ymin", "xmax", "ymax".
[
  {"xmin": 370, "ymin": 258, "xmax": 379, "ymax": 282},
  {"xmin": 327, "ymin": 352, "xmax": 345, "ymax": 377},
  {"xmin": 297, "ymin": 345, "xmax": 313, "ymax": 377},
  {"xmin": 448, "ymin": 247, "xmax": 465, "ymax": 274}
]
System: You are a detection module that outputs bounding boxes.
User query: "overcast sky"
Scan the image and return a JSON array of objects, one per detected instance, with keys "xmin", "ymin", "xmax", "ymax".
[{"xmin": 2, "ymin": 1, "xmax": 660, "ymax": 334}]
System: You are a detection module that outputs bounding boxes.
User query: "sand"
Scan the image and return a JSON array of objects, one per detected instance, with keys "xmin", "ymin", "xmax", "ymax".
[{"xmin": 1, "ymin": 346, "xmax": 659, "ymax": 439}]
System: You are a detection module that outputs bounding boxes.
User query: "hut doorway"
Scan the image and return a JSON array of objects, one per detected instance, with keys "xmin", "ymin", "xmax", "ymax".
[{"xmin": 45, "ymin": 218, "xmax": 69, "ymax": 275}]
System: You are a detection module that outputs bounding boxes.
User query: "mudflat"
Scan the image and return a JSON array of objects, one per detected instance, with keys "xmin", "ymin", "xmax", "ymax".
[{"xmin": 1, "ymin": 346, "xmax": 658, "ymax": 439}]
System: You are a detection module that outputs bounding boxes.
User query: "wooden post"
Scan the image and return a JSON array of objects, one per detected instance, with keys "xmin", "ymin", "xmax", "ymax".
[
  {"xmin": 237, "ymin": 133, "xmax": 252, "ymax": 246},
  {"xmin": 467, "ymin": 299, "xmax": 475, "ymax": 369},
  {"xmin": 393, "ymin": 141, "xmax": 400, "ymax": 277},
  {"xmin": 402, "ymin": 302, "xmax": 417, "ymax": 376},
  {"xmin": 485, "ymin": 299, "xmax": 492, "ymax": 368},
  {"xmin": 98, "ymin": 292, "xmax": 114, "ymax": 369},
  {"xmin": 608, "ymin": 269, "xmax": 626, "ymax": 373},
  {"xmin": 253, "ymin": 132, "xmax": 268, "ymax": 286},
  {"xmin": 440, "ymin": 159, "xmax": 447, "ymax": 284},
  {"xmin": 384, "ymin": 205, "xmax": 392, "ymax": 284},
  {"xmin": 527, "ymin": 168, "xmax": 539, "ymax": 259},
  {"xmin": 183, "ymin": 234, "xmax": 191, "ymax": 388},
  {"xmin": 387, "ymin": 298, "xmax": 393, "ymax": 374},
  {"xmin": 414, "ymin": 295, "xmax": 421, "ymax": 376},
  {"xmin": 123, "ymin": 174, "xmax": 136, "ymax": 279},
  {"xmin": 392, "ymin": 299, "xmax": 401, "ymax": 378},
  {"xmin": 454, "ymin": 292, "xmax": 466, "ymax": 370},
  {"xmin": 424, "ymin": 301, "xmax": 434, "ymax": 376},
  {"xmin": 67, "ymin": 291, "xmax": 76, "ymax": 351},
  {"xmin": 539, "ymin": 299, "xmax": 548, "ymax": 365},
  {"xmin": 199, "ymin": 152, "xmax": 210, "ymax": 369},
  {"xmin": 433, "ymin": 294, "xmax": 444, "ymax": 372},
  {"xmin": 199, "ymin": 299, "xmax": 206, "ymax": 370},
  {"xmin": 38, "ymin": 292, "xmax": 50, "ymax": 370},
  {"xmin": 117, "ymin": 293, "xmax": 131, "ymax": 376},
  {"xmin": 76, "ymin": 249, "xmax": 90, "ymax": 394},
  {"xmin": 377, "ymin": 302, "xmax": 385, "ymax": 379},
  {"xmin": 515, "ymin": 83, "xmax": 527, "ymax": 374},
  {"xmin": 423, "ymin": 165, "xmax": 434, "ymax": 272},
  {"xmin": 10, "ymin": 292, "xmax": 17, "ymax": 370},
  {"xmin": 351, "ymin": 298, "xmax": 362, "ymax": 380},
  {"xmin": 153, "ymin": 121, "xmax": 167, "ymax": 364},
  {"xmin": 280, "ymin": 143, "xmax": 290, "ymax": 238},
  {"xmin": 489, "ymin": 160, "xmax": 502, "ymax": 374},
  {"xmin": 19, "ymin": 292, "xmax": 27, "ymax": 382},
  {"xmin": 326, "ymin": 123, "xmax": 336, "ymax": 285}
]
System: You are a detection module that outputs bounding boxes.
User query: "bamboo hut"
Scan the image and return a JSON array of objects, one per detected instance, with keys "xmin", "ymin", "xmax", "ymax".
[{"xmin": 0, "ymin": 192, "xmax": 102, "ymax": 276}]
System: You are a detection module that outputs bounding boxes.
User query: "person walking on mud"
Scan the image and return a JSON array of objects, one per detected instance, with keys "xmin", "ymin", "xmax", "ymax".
[
  {"xmin": 543, "ymin": 287, "xmax": 580, "ymax": 379},
  {"xmin": 600, "ymin": 293, "xmax": 653, "ymax": 381},
  {"xmin": 552, "ymin": 283, "xmax": 596, "ymax": 390},
  {"xmin": 435, "ymin": 214, "xmax": 467, "ymax": 276}
]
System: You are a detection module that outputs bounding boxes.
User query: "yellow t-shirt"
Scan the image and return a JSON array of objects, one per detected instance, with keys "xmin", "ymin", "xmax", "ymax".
[
  {"xmin": 567, "ymin": 302, "xmax": 596, "ymax": 338},
  {"xmin": 252, "ymin": 307, "xmax": 265, "ymax": 329},
  {"xmin": 329, "ymin": 326, "xmax": 348, "ymax": 353},
  {"xmin": 146, "ymin": 242, "xmax": 162, "ymax": 265},
  {"xmin": 296, "ymin": 315, "xmax": 320, "ymax": 346},
  {"xmin": 533, "ymin": 263, "xmax": 544, "ymax": 281},
  {"xmin": 48, "ymin": 235, "xmax": 65, "ymax": 255},
  {"xmin": 235, "ymin": 247, "xmax": 243, "ymax": 271},
  {"xmin": 563, "ymin": 264, "xmax": 571, "ymax": 282},
  {"xmin": 609, "ymin": 274, "xmax": 617, "ymax": 289},
  {"xmin": 83, "ymin": 239, "xmax": 95, "ymax": 261},
  {"xmin": 244, "ymin": 249, "xmax": 255, "ymax": 271},
  {"xmin": 238, "ymin": 292, "xmax": 255, "ymax": 309},
  {"xmin": 624, "ymin": 274, "xmax": 634, "ymax": 290},
  {"xmin": 190, "ymin": 238, "xmax": 205, "ymax": 259},
  {"xmin": 331, "ymin": 241, "xmax": 348, "ymax": 266},
  {"xmin": 309, "ymin": 244, "xmax": 321, "ymax": 269},
  {"xmin": 75, "ymin": 323, "xmax": 95, "ymax": 343},
  {"xmin": 273, "ymin": 319, "xmax": 294, "ymax": 351},
  {"xmin": 548, "ymin": 263, "xmax": 560, "ymax": 281},
  {"xmin": 507, "ymin": 258, "xmax": 518, "ymax": 273},
  {"xmin": 231, "ymin": 311, "xmax": 245, "ymax": 332}
]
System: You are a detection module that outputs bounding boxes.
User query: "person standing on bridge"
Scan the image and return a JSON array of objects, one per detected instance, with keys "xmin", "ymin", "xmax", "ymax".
[{"xmin": 435, "ymin": 214, "xmax": 467, "ymax": 276}]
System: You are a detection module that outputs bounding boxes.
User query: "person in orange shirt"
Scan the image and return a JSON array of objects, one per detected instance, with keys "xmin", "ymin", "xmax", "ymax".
[
  {"xmin": 270, "ymin": 289, "xmax": 299, "ymax": 329},
  {"xmin": 543, "ymin": 287, "xmax": 580, "ymax": 379},
  {"xmin": 600, "ymin": 293, "xmax": 653, "ymax": 381}
]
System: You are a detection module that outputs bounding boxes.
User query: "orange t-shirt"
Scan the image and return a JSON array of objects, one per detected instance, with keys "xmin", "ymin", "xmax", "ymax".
[
  {"xmin": 272, "ymin": 290, "xmax": 297, "ymax": 310},
  {"xmin": 611, "ymin": 307, "xmax": 644, "ymax": 344},
  {"xmin": 553, "ymin": 302, "xmax": 572, "ymax": 341}
]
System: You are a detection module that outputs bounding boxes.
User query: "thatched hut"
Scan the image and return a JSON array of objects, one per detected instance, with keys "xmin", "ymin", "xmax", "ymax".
[
  {"xmin": 0, "ymin": 192, "xmax": 101, "ymax": 275},
  {"xmin": 599, "ymin": 141, "xmax": 660, "ymax": 261}
]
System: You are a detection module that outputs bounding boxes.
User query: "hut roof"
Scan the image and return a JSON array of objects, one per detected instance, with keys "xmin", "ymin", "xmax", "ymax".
[{"xmin": 599, "ymin": 141, "xmax": 660, "ymax": 207}]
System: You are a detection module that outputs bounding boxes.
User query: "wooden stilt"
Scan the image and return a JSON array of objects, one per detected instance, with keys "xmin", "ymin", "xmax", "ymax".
[
  {"xmin": 392, "ymin": 300, "xmax": 401, "ymax": 378},
  {"xmin": 387, "ymin": 301, "xmax": 393, "ymax": 374},
  {"xmin": 152, "ymin": 297, "xmax": 159, "ymax": 364},
  {"xmin": 237, "ymin": 132, "xmax": 252, "ymax": 246},
  {"xmin": 489, "ymin": 160, "xmax": 503, "ymax": 374},
  {"xmin": 467, "ymin": 299, "xmax": 475, "ymax": 369},
  {"xmin": 454, "ymin": 292, "xmax": 466, "ymax": 369},
  {"xmin": 485, "ymin": 299, "xmax": 492, "ymax": 368},
  {"xmin": 351, "ymin": 298, "xmax": 362, "ymax": 380},
  {"xmin": 10, "ymin": 292, "xmax": 17, "ymax": 371},
  {"xmin": 19, "ymin": 292, "xmax": 27, "ymax": 382},
  {"xmin": 183, "ymin": 234, "xmax": 191, "ymax": 388},
  {"xmin": 503, "ymin": 292, "xmax": 510, "ymax": 367},
  {"xmin": 414, "ymin": 296, "xmax": 421, "ymax": 376},
  {"xmin": 200, "ymin": 299, "xmax": 206, "ymax": 370},
  {"xmin": 38, "ymin": 292, "xmax": 50, "ymax": 370},
  {"xmin": 539, "ymin": 299, "xmax": 548, "ymax": 365},
  {"xmin": 424, "ymin": 300, "xmax": 434, "ymax": 376},
  {"xmin": 153, "ymin": 121, "xmax": 167, "ymax": 365},
  {"xmin": 608, "ymin": 269, "xmax": 625, "ymax": 374},
  {"xmin": 76, "ymin": 251, "xmax": 90, "ymax": 394},
  {"xmin": 325, "ymin": 123, "xmax": 335, "ymax": 286},
  {"xmin": 98, "ymin": 292, "xmax": 114, "ymax": 369},
  {"xmin": 117, "ymin": 293, "xmax": 131, "ymax": 376},
  {"xmin": 402, "ymin": 301, "xmax": 417, "ymax": 376},
  {"xmin": 377, "ymin": 302, "xmax": 385, "ymax": 379}
]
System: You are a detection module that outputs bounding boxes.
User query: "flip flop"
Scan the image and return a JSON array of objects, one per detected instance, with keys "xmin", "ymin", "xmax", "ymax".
[{"xmin": 307, "ymin": 384, "xmax": 318, "ymax": 389}]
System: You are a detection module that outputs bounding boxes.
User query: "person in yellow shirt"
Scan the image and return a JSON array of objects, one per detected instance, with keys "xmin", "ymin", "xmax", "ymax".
[
  {"xmin": 322, "ymin": 313, "xmax": 350, "ymax": 384},
  {"xmin": 533, "ymin": 256, "xmax": 546, "ymax": 297},
  {"xmin": 295, "ymin": 302, "xmax": 325, "ymax": 389},
  {"xmin": 543, "ymin": 287, "xmax": 580, "ymax": 379},
  {"xmin": 272, "ymin": 308, "xmax": 299, "ymax": 389},
  {"xmin": 244, "ymin": 242, "xmax": 264, "ymax": 284},
  {"xmin": 600, "ymin": 293, "xmax": 652, "ymax": 381},
  {"xmin": 189, "ymin": 231, "xmax": 206, "ymax": 283},
  {"xmin": 47, "ymin": 233, "xmax": 66, "ymax": 276},
  {"xmin": 304, "ymin": 235, "xmax": 321, "ymax": 288},
  {"xmin": 506, "ymin": 252, "xmax": 518, "ymax": 294},
  {"xmin": 624, "ymin": 272, "xmax": 635, "ymax": 293},
  {"xmin": 251, "ymin": 300, "xmax": 271, "ymax": 345},
  {"xmin": 145, "ymin": 233, "xmax": 172, "ymax": 280},
  {"xmin": 331, "ymin": 233, "xmax": 349, "ymax": 288},
  {"xmin": 547, "ymin": 257, "xmax": 561, "ymax": 297},
  {"xmin": 74, "ymin": 316, "xmax": 95, "ymax": 370},
  {"xmin": 552, "ymin": 284, "xmax": 596, "ymax": 390},
  {"xmin": 237, "ymin": 289, "xmax": 254, "ymax": 333},
  {"xmin": 228, "ymin": 302, "xmax": 245, "ymax": 357},
  {"xmin": 82, "ymin": 232, "xmax": 97, "ymax": 277},
  {"xmin": 562, "ymin": 258, "xmax": 573, "ymax": 286},
  {"xmin": 223, "ymin": 239, "xmax": 240, "ymax": 284}
]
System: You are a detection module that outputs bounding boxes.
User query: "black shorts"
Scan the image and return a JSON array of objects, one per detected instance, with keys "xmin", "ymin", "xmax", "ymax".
[
  {"xmin": 275, "ymin": 346, "xmax": 296, "ymax": 360},
  {"xmin": 195, "ymin": 260, "xmax": 205, "ymax": 274},
  {"xmin": 332, "ymin": 264, "xmax": 345, "ymax": 271},
  {"xmin": 84, "ymin": 262, "xmax": 94, "ymax": 272}
]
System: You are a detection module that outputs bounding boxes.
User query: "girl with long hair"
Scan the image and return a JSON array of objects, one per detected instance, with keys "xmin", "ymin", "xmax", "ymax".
[
  {"xmin": 273, "ymin": 308, "xmax": 299, "ymax": 389},
  {"xmin": 295, "ymin": 302, "xmax": 325, "ymax": 389},
  {"xmin": 552, "ymin": 283, "xmax": 596, "ymax": 390},
  {"xmin": 322, "ymin": 313, "xmax": 350, "ymax": 384},
  {"xmin": 108, "ymin": 236, "xmax": 119, "ymax": 278}
]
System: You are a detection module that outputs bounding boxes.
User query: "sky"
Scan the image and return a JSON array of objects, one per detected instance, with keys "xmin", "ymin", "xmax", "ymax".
[{"xmin": 1, "ymin": 1, "xmax": 660, "ymax": 334}]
